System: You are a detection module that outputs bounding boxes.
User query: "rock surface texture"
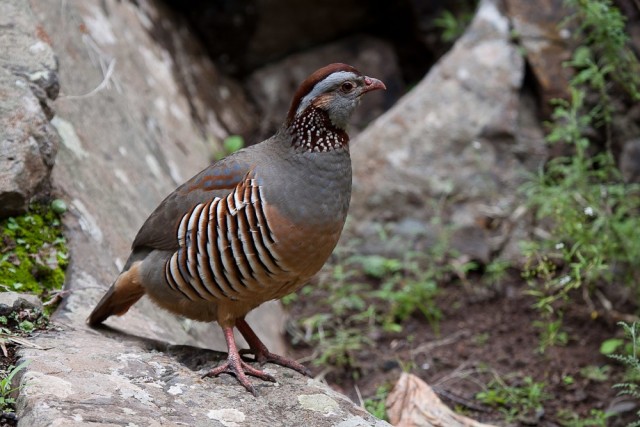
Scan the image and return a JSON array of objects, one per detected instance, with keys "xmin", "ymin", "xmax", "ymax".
[
  {"xmin": 19, "ymin": 328, "xmax": 388, "ymax": 427},
  {"xmin": 0, "ymin": 1, "xmax": 60, "ymax": 216}
]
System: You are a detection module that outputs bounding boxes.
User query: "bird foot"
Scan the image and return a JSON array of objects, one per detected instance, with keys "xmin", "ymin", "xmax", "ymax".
[
  {"xmin": 239, "ymin": 348, "xmax": 312, "ymax": 377},
  {"xmin": 203, "ymin": 357, "xmax": 276, "ymax": 396}
]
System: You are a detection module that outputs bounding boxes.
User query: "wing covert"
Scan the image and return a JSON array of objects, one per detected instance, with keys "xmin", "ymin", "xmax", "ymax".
[{"xmin": 132, "ymin": 155, "xmax": 255, "ymax": 251}]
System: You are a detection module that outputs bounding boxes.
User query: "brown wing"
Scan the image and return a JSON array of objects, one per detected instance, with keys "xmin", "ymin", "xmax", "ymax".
[{"xmin": 132, "ymin": 154, "xmax": 255, "ymax": 252}]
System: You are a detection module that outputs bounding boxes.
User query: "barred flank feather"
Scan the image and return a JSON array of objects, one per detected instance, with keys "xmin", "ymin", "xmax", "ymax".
[{"xmin": 164, "ymin": 179, "xmax": 285, "ymax": 302}]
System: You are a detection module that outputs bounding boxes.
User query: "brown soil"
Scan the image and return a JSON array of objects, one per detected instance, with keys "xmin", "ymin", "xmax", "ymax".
[{"xmin": 287, "ymin": 271, "xmax": 638, "ymax": 426}]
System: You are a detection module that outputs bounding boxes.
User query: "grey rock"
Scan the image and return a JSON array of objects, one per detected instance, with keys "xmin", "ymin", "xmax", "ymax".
[
  {"xmin": 246, "ymin": 35, "xmax": 404, "ymax": 141},
  {"xmin": 147, "ymin": 1, "xmax": 258, "ymax": 141},
  {"xmin": 0, "ymin": 0, "xmax": 59, "ymax": 102},
  {"xmin": 0, "ymin": 292, "xmax": 42, "ymax": 317},
  {"xmin": 391, "ymin": 218, "xmax": 430, "ymax": 239},
  {"xmin": 350, "ymin": 217, "xmax": 441, "ymax": 261},
  {"xmin": 348, "ymin": 0, "xmax": 547, "ymax": 265},
  {"xmin": 17, "ymin": 326, "xmax": 389, "ymax": 427},
  {"xmin": 451, "ymin": 226, "xmax": 491, "ymax": 264},
  {"xmin": 0, "ymin": 1, "xmax": 60, "ymax": 216},
  {"xmin": 0, "ymin": 67, "xmax": 60, "ymax": 217}
]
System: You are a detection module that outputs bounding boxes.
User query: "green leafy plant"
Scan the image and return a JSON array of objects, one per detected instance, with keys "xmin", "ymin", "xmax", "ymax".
[
  {"xmin": 358, "ymin": 249, "xmax": 455, "ymax": 334},
  {"xmin": 0, "ymin": 360, "xmax": 30, "ymax": 413},
  {"xmin": 313, "ymin": 325, "xmax": 371, "ymax": 370},
  {"xmin": 610, "ymin": 321, "xmax": 640, "ymax": 426},
  {"xmin": 483, "ymin": 258, "xmax": 511, "ymax": 287},
  {"xmin": 600, "ymin": 337, "xmax": 625, "ymax": 355},
  {"xmin": 522, "ymin": 90, "xmax": 640, "ymax": 316},
  {"xmin": 355, "ymin": 255, "xmax": 402, "ymax": 280},
  {"xmin": 520, "ymin": 0, "xmax": 640, "ymax": 342},
  {"xmin": 476, "ymin": 375, "xmax": 552, "ymax": 422},
  {"xmin": 562, "ymin": 375, "xmax": 575, "ymax": 386},
  {"xmin": 562, "ymin": 0, "xmax": 640, "ymax": 99},
  {"xmin": 580, "ymin": 365, "xmax": 611, "ymax": 382},
  {"xmin": 0, "ymin": 309, "xmax": 49, "ymax": 358},
  {"xmin": 372, "ymin": 275, "xmax": 441, "ymax": 334},
  {"xmin": 533, "ymin": 318, "xmax": 569, "ymax": 353},
  {"xmin": 473, "ymin": 332, "xmax": 490, "ymax": 346},
  {"xmin": 364, "ymin": 384, "xmax": 391, "ymax": 421},
  {"xmin": 433, "ymin": 3, "xmax": 476, "ymax": 43},
  {"xmin": 557, "ymin": 408, "xmax": 611, "ymax": 426},
  {"xmin": 214, "ymin": 135, "xmax": 245, "ymax": 160}
]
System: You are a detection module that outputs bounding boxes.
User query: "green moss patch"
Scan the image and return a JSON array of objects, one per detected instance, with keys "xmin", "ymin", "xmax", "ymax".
[{"xmin": 0, "ymin": 204, "xmax": 68, "ymax": 295}]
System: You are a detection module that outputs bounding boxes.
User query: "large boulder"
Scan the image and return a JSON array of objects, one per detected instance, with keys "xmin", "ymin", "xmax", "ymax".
[
  {"xmin": 348, "ymin": 0, "xmax": 548, "ymax": 264},
  {"xmin": 18, "ymin": 328, "xmax": 389, "ymax": 427}
]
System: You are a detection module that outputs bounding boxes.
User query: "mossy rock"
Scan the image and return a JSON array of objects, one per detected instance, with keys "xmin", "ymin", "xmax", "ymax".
[{"xmin": 0, "ymin": 204, "xmax": 68, "ymax": 295}]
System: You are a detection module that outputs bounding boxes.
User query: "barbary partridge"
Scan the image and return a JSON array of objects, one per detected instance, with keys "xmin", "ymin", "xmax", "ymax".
[{"xmin": 87, "ymin": 63, "xmax": 386, "ymax": 395}]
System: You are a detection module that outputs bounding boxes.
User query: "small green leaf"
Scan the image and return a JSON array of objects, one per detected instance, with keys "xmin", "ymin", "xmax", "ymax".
[
  {"xmin": 223, "ymin": 135, "xmax": 244, "ymax": 154},
  {"xmin": 572, "ymin": 46, "xmax": 592, "ymax": 66},
  {"xmin": 18, "ymin": 321, "xmax": 34, "ymax": 332},
  {"xmin": 383, "ymin": 323, "xmax": 402, "ymax": 333},
  {"xmin": 358, "ymin": 255, "xmax": 401, "ymax": 279},
  {"xmin": 50, "ymin": 199, "xmax": 68, "ymax": 214},
  {"xmin": 600, "ymin": 338, "xmax": 624, "ymax": 355}
]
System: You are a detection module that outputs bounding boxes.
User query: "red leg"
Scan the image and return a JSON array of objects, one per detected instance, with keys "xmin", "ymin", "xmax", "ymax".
[
  {"xmin": 202, "ymin": 325, "xmax": 275, "ymax": 396},
  {"xmin": 236, "ymin": 318, "xmax": 311, "ymax": 377}
]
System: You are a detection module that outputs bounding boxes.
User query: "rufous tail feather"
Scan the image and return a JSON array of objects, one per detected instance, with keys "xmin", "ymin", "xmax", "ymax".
[{"xmin": 87, "ymin": 262, "xmax": 145, "ymax": 326}]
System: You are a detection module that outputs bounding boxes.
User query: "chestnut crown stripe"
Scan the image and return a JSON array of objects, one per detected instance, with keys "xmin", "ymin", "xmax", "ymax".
[{"xmin": 286, "ymin": 63, "xmax": 361, "ymax": 125}]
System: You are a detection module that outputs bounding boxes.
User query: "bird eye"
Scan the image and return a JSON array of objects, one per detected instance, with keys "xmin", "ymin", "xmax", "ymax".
[{"xmin": 341, "ymin": 81, "xmax": 355, "ymax": 92}]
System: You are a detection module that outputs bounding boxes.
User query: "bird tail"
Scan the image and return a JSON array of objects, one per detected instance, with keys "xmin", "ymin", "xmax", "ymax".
[{"xmin": 87, "ymin": 261, "xmax": 145, "ymax": 326}]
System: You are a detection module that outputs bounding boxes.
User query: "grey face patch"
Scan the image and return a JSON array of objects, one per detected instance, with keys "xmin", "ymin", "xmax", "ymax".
[{"xmin": 295, "ymin": 71, "xmax": 360, "ymax": 117}]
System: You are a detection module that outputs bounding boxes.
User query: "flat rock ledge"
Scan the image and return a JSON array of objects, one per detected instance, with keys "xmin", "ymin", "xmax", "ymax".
[{"xmin": 17, "ymin": 324, "xmax": 389, "ymax": 427}]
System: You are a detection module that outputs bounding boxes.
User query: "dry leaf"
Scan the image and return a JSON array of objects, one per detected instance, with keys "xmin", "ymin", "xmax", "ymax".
[{"xmin": 386, "ymin": 372, "xmax": 496, "ymax": 427}]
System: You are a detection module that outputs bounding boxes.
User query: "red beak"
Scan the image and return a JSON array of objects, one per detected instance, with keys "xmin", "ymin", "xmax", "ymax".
[{"xmin": 362, "ymin": 76, "xmax": 386, "ymax": 93}]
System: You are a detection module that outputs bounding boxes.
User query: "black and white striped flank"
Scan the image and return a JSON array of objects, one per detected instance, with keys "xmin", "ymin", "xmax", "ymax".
[{"xmin": 164, "ymin": 179, "xmax": 285, "ymax": 301}]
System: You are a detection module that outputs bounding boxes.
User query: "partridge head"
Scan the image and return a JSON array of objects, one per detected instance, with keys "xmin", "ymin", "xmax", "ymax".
[{"xmin": 88, "ymin": 63, "xmax": 386, "ymax": 395}]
